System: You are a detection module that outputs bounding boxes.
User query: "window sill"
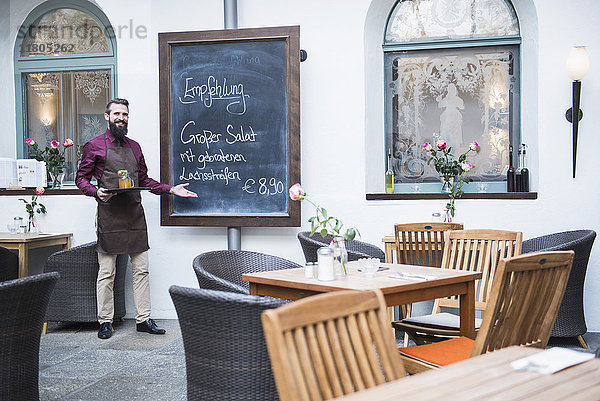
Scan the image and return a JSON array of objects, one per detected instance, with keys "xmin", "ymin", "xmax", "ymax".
[
  {"xmin": 366, "ymin": 192, "xmax": 538, "ymax": 200},
  {"xmin": 0, "ymin": 187, "xmax": 83, "ymax": 196}
]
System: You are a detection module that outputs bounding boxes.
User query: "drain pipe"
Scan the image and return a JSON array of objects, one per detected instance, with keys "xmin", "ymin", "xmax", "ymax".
[
  {"xmin": 224, "ymin": 0, "xmax": 238, "ymax": 29},
  {"xmin": 223, "ymin": 0, "xmax": 241, "ymax": 250}
]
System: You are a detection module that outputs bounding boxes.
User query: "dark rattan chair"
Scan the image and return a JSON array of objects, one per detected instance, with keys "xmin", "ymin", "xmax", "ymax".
[
  {"xmin": 170, "ymin": 285, "xmax": 286, "ymax": 401},
  {"xmin": 297, "ymin": 231, "xmax": 385, "ymax": 264},
  {"xmin": 0, "ymin": 245, "xmax": 18, "ymax": 281},
  {"xmin": 43, "ymin": 242, "xmax": 128, "ymax": 323},
  {"xmin": 522, "ymin": 229, "xmax": 596, "ymax": 348},
  {"xmin": 193, "ymin": 250, "xmax": 301, "ymax": 294},
  {"xmin": 0, "ymin": 272, "xmax": 59, "ymax": 401}
]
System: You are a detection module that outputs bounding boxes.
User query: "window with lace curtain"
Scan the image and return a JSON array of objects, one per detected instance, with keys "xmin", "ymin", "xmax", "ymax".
[
  {"xmin": 14, "ymin": 4, "xmax": 116, "ymax": 185},
  {"xmin": 384, "ymin": 0, "xmax": 521, "ymax": 192}
]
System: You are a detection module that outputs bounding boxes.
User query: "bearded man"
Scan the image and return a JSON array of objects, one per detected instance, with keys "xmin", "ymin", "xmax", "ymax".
[{"xmin": 76, "ymin": 98, "xmax": 197, "ymax": 339}]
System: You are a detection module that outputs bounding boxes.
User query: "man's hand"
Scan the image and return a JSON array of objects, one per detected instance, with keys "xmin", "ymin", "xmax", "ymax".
[
  {"xmin": 171, "ymin": 183, "xmax": 198, "ymax": 198},
  {"xmin": 96, "ymin": 188, "xmax": 115, "ymax": 202}
]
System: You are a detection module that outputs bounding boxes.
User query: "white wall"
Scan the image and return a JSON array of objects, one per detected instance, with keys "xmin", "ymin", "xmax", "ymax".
[{"xmin": 1, "ymin": 0, "xmax": 600, "ymax": 330}]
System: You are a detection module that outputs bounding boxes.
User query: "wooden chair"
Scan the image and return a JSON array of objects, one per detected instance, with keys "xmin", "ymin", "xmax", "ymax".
[
  {"xmin": 399, "ymin": 251, "xmax": 574, "ymax": 374},
  {"xmin": 393, "ymin": 222, "xmax": 464, "ymax": 267},
  {"xmin": 261, "ymin": 289, "xmax": 405, "ymax": 401},
  {"xmin": 393, "ymin": 222, "xmax": 464, "ymax": 343},
  {"xmin": 392, "ymin": 229, "xmax": 522, "ymax": 345}
]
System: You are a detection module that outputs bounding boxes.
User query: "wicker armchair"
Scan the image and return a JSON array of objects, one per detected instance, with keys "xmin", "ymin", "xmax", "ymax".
[
  {"xmin": 43, "ymin": 242, "xmax": 128, "ymax": 323},
  {"xmin": 0, "ymin": 272, "xmax": 59, "ymax": 400},
  {"xmin": 297, "ymin": 231, "xmax": 385, "ymax": 263},
  {"xmin": 0, "ymin": 245, "xmax": 18, "ymax": 282},
  {"xmin": 522, "ymin": 230, "xmax": 596, "ymax": 347},
  {"xmin": 193, "ymin": 250, "xmax": 301, "ymax": 294},
  {"xmin": 170, "ymin": 285, "xmax": 286, "ymax": 401}
]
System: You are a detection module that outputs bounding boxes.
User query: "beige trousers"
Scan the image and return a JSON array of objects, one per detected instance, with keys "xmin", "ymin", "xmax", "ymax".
[{"xmin": 97, "ymin": 250, "xmax": 151, "ymax": 324}]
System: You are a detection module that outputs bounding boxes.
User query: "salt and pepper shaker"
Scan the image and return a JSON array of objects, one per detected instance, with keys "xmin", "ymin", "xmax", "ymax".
[
  {"xmin": 317, "ymin": 247, "xmax": 334, "ymax": 281},
  {"xmin": 304, "ymin": 262, "xmax": 315, "ymax": 279}
]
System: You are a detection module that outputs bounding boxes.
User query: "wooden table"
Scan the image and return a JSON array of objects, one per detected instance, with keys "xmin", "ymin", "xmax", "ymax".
[
  {"xmin": 0, "ymin": 232, "xmax": 72, "ymax": 278},
  {"xmin": 334, "ymin": 346, "xmax": 600, "ymax": 400},
  {"xmin": 243, "ymin": 262, "xmax": 481, "ymax": 338}
]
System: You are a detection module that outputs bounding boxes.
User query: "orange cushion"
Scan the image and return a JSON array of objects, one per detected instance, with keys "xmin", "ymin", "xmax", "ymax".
[{"xmin": 398, "ymin": 337, "xmax": 475, "ymax": 367}]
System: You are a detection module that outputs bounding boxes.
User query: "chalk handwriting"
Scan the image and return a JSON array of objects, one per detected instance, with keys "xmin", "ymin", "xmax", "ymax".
[
  {"xmin": 197, "ymin": 149, "xmax": 247, "ymax": 170},
  {"xmin": 180, "ymin": 121, "xmax": 222, "ymax": 150},
  {"xmin": 178, "ymin": 76, "xmax": 249, "ymax": 115},
  {"xmin": 179, "ymin": 166, "xmax": 241, "ymax": 186},
  {"xmin": 226, "ymin": 124, "xmax": 257, "ymax": 144}
]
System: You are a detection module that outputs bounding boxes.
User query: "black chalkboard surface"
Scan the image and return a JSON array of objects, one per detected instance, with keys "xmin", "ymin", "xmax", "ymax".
[{"xmin": 159, "ymin": 26, "xmax": 300, "ymax": 226}]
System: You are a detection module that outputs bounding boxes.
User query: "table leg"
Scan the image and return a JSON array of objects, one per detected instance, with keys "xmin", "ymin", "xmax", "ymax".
[
  {"xmin": 63, "ymin": 237, "xmax": 71, "ymax": 250},
  {"xmin": 459, "ymin": 280, "xmax": 476, "ymax": 339},
  {"xmin": 18, "ymin": 243, "xmax": 28, "ymax": 278}
]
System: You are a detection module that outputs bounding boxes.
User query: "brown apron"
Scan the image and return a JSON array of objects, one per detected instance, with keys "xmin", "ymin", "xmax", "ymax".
[{"xmin": 96, "ymin": 134, "xmax": 149, "ymax": 254}]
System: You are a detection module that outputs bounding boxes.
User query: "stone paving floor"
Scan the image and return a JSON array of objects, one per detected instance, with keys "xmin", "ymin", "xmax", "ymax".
[
  {"xmin": 40, "ymin": 319, "xmax": 185, "ymax": 401},
  {"xmin": 39, "ymin": 318, "xmax": 599, "ymax": 401}
]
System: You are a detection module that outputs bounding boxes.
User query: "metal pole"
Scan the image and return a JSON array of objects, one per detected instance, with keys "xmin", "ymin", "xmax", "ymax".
[
  {"xmin": 224, "ymin": 0, "xmax": 240, "ymax": 250},
  {"xmin": 227, "ymin": 226, "xmax": 241, "ymax": 250},
  {"xmin": 224, "ymin": 0, "xmax": 238, "ymax": 29}
]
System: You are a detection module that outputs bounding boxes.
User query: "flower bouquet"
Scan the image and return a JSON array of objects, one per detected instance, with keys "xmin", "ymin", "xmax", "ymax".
[
  {"xmin": 19, "ymin": 187, "xmax": 46, "ymax": 233},
  {"xmin": 26, "ymin": 138, "xmax": 74, "ymax": 188},
  {"xmin": 289, "ymin": 183, "xmax": 359, "ymax": 275},
  {"xmin": 423, "ymin": 138, "xmax": 479, "ymax": 220}
]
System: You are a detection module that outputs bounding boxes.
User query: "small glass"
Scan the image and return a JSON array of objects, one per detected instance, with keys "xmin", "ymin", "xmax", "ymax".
[
  {"xmin": 410, "ymin": 183, "xmax": 422, "ymax": 193},
  {"xmin": 359, "ymin": 258, "xmax": 379, "ymax": 278},
  {"xmin": 118, "ymin": 170, "xmax": 133, "ymax": 188},
  {"xmin": 431, "ymin": 212, "xmax": 442, "ymax": 222},
  {"xmin": 7, "ymin": 222, "xmax": 17, "ymax": 234}
]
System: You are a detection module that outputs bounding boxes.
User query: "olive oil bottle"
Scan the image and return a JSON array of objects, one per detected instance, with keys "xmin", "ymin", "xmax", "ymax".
[{"xmin": 385, "ymin": 149, "xmax": 394, "ymax": 194}]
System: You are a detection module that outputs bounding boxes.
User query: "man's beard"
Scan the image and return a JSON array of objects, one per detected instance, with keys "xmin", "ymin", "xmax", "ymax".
[{"xmin": 109, "ymin": 120, "xmax": 128, "ymax": 138}]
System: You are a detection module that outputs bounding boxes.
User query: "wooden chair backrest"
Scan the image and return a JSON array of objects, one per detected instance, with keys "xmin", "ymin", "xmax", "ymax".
[
  {"xmin": 261, "ymin": 290, "xmax": 405, "ymax": 401},
  {"xmin": 394, "ymin": 222, "xmax": 464, "ymax": 267},
  {"xmin": 471, "ymin": 251, "xmax": 574, "ymax": 356},
  {"xmin": 436, "ymin": 229, "xmax": 523, "ymax": 313}
]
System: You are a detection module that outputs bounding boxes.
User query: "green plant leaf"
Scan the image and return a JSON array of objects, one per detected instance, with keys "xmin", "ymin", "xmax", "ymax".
[{"xmin": 320, "ymin": 228, "xmax": 328, "ymax": 238}]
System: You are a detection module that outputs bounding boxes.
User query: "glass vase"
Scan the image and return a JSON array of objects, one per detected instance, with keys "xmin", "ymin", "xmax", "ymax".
[
  {"xmin": 329, "ymin": 236, "xmax": 348, "ymax": 278},
  {"xmin": 26, "ymin": 214, "xmax": 38, "ymax": 233},
  {"xmin": 48, "ymin": 170, "xmax": 65, "ymax": 189}
]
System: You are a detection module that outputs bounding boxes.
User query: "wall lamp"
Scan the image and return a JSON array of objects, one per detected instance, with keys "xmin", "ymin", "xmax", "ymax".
[{"xmin": 566, "ymin": 46, "xmax": 590, "ymax": 178}]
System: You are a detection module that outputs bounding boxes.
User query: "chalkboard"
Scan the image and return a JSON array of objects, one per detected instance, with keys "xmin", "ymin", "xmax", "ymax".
[{"xmin": 158, "ymin": 26, "xmax": 300, "ymax": 226}]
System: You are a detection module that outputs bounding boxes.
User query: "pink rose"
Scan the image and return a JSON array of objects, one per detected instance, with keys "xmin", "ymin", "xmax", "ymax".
[
  {"xmin": 423, "ymin": 142, "xmax": 432, "ymax": 151},
  {"xmin": 436, "ymin": 140, "xmax": 446, "ymax": 150},
  {"xmin": 50, "ymin": 140, "xmax": 59, "ymax": 149},
  {"xmin": 288, "ymin": 183, "xmax": 306, "ymax": 201},
  {"xmin": 26, "ymin": 138, "xmax": 35, "ymax": 146},
  {"xmin": 469, "ymin": 141, "xmax": 479, "ymax": 151},
  {"xmin": 461, "ymin": 161, "xmax": 473, "ymax": 172},
  {"xmin": 35, "ymin": 187, "xmax": 45, "ymax": 195},
  {"xmin": 63, "ymin": 138, "xmax": 74, "ymax": 148}
]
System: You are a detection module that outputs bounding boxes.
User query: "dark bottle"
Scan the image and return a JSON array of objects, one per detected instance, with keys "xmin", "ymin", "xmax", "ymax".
[
  {"xmin": 520, "ymin": 143, "xmax": 530, "ymax": 192},
  {"xmin": 507, "ymin": 145, "xmax": 516, "ymax": 192},
  {"xmin": 515, "ymin": 146, "xmax": 523, "ymax": 192}
]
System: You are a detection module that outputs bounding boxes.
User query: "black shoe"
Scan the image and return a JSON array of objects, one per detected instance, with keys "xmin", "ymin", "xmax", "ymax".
[
  {"xmin": 136, "ymin": 318, "xmax": 166, "ymax": 335},
  {"xmin": 98, "ymin": 322, "xmax": 113, "ymax": 339}
]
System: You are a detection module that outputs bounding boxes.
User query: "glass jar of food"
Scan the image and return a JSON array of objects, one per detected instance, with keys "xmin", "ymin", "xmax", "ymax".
[{"xmin": 118, "ymin": 170, "xmax": 133, "ymax": 188}]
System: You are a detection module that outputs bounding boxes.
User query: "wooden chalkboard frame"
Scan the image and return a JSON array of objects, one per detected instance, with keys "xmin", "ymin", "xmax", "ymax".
[{"xmin": 158, "ymin": 26, "xmax": 300, "ymax": 227}]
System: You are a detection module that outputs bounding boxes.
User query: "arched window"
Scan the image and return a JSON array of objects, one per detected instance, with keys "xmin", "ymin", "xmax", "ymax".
[
  {"xmin": 14, "ymin": 1, "xmax": 117, "ymax": 184},
  {"xmin": 384, "ymin": 0, "xmax": 520, "ymax": 192}
]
